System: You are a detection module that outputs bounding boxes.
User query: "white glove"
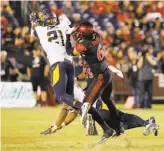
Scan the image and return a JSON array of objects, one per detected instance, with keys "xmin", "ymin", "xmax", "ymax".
[{"xmin": 108, "ymin": 65, "xmax": 124, "ymax": 78}]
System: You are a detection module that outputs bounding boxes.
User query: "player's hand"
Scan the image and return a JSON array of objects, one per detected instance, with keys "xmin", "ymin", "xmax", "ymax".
[
  {"xmin": 116, "ymin": 70, "xmax": 124, "ymax": 78},
  {"xmin": 108, "ymin": 65, "xmax": 124, "ymax": 78},
  {"xmin": 29, "ymin": 12, "xmax": 39, "ymax": 24},
  {"xmin": 40, "ymin": 126, "xmax": 58, "ymax": 135}
]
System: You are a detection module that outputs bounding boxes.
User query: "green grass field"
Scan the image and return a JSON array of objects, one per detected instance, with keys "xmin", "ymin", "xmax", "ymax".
[{"xmin": 1, "ymin": 105, "xmax": 164, "ymax": 151}]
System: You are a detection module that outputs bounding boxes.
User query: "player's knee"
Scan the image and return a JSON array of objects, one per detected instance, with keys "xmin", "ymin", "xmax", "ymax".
[
  {"xmin": 69, "ymin": 108, "xmax": 79, "ymax": 114},
  {"xmin": 55, "ymin": 91, "xmax": 65, "ymax": 103},
  {"xmin": 55, "ymin": 94, "xmax": 63, "ymax": 103},
  {"xmin": 62, "ymin": 104, "xmax": 69, "ymax": 110}
]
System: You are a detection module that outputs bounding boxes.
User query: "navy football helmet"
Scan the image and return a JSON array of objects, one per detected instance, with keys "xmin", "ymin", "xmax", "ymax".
[{"xmin": 42, "ymin": 9, "xmax": 57, "ymax": 26}]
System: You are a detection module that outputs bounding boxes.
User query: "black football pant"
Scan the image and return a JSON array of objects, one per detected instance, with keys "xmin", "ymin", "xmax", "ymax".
[
  {"xmin": 83, "ymin": 68, "xmax": 120, "ymax": 132},
  {"xmin": 61, "ymin": 68, "xmax": 120, "ymax": 132},
  {"xmin": 97, "ymin": 109, "xmax": 149, "ymax": 130}
]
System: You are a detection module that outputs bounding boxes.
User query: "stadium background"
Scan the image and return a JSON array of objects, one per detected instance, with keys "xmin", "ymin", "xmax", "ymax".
[
  {"xmin": 1, "ymin": 1, "xmax": 164, "ymax": 151},
  {"xmin": 1, "ymin": 1, "xmax": 164, "ymax": 107}
]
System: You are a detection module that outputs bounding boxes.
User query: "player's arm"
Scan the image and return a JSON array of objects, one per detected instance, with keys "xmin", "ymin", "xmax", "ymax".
[
  {"xmin": 66, "ymin": 34, "xmax": 77, "ymax": 56},
  {"xmin": 42, "ymin": 57, "xmax": 49, "ymax": 78},
  {"xmin": 137, "ymin": 56, "xmax": 143, "ymax": 69},
  {"xmin": 108, "ymin": 65, "xmax": 124, "ymax": 78},
  {"xmin": 146, "ymin": 55, "xmax": 157, "ymax": 66},
  {"xmin": 29, "ymin": 12, "xmax": 40, "ymax": 40},
  {"xmin": 44, "ymin": 65, "xmax": 49, "ymax": 78},
  {"xmin": 27, "ymin": 67, "xmax": 31, "ymax": 80},
  {"xmin": 30, "ymin": 12, "xmax": 39, "ymax": 29}
]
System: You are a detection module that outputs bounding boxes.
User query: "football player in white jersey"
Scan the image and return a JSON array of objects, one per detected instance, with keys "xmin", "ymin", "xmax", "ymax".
[{"xmin": 30, "ymin": 9, "xmax": 84, "ymax": 131}]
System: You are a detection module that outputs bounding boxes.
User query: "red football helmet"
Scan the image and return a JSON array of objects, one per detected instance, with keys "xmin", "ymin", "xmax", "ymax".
[{"xmin": 72, "ymin": 22, "xmax": 96, "ymax": 41}]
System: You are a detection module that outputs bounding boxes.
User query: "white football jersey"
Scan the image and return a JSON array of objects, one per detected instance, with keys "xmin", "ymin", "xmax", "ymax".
[
  {"xmin": 74, "ymin": 84, "xmax": 98, "ymax": 108},
  {"xmin": 31, "ymin": 14, "xmax": 73, "ymax": 65}
]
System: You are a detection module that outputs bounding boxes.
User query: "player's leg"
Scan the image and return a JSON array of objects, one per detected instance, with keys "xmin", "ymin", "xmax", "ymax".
[
  {"xmin": 118, "ymin": 110, "xmax": 159, "ymax": 136},
  {"xmin": 52, "ymin": 61, "xmax": 75, "ymax": 102},
  {"xmin": 118, "ymin": 110, "xmax": 146, "ymax": 128},
  {"xmin": 138, "ymin": 80, "xmax": 145, "ymax": 108},
  {"xmin": 82, "ymin": 69, "xmax": 116, "ymax": 120},
  {"xmin": 83, "ymin": 69, "xmax": 120, "ymax": 134},
  {"xmin": 53, "ymin": 61, "xmax": 76, "ymax": 128},
  {"xmin": 79, "ymin": 72, "xmax": 115, "ymax": 141},
  {"xmin": 101, "ymin": 82, "xmax": 121, "ymax": 135},
  {"xmin": 92, "ymin": 107, "xmax": 159, "ymax": 137},
  {"xmin": 65, "ymin": 61, "xmax": 75, "ymax": 96},
  {"xmin": 86, "ymin": 108, "xmax": 116, "ymax": 136},
  {"xmin": 51, "ymin": 62, "xmax": 67, "ymax": 103},
  {"xmin": 62, "ymin": 75, "xmax": 110, "ymax": 132},
  {"xmin": 97, "ymin": 108, "xmax": 146, "ymax": 134},
  {"xmin": 40, "ymin": 91, "xmax": 47, "ymax": 107},
  {"xmin": 40, "ymin": 78, "xmax": 48, "ymax": 107},
  {"xmin": 40, "ymin": 103, "xmax": 69, "ymax": 135},
  {"xmin": 74, "ymin": 84, "xmax": 85, "ymax": 103},
  {"xmin": 145, "ymin": 80, "xmax": 153, "ymax": 108},
  {"xmin": 54, "ymin": 104, "xmax": 69, "ymax": 127},
  {"xmin": 86, "ymin": 69, "xmax": 121, "ymax": 136},
  {"xmin": 51, "ymin": 104, "xmax": 69, "ymax": 132},
  {"xmin": 61, "ymin": 109, "xmax": 78, "ymax": 127},
  {"xmin": 34, "ymin": 92, "xmax": 40, "ymax": 107},
  {"xmin": 94, "ymin": 109, "xmax": 146, "ymax": 135},
  {"xmin": 81, "ymin": 74, "xmax": 107, "ymax": 126},
  {"xmin": 56, "ymin": 85, "xmax": 85, "ymax": 130},
  {"xmin": 40, "ymin": 62, "xmax": 70, "ymax": 134},
  {"xmin": 97, "ymin": 109, "xmax": 120, "ymax": 131},
  {"xmin": 48, "ymin": 109, "xmax": 78, "ymax": 134},
  {"xmin": 31, "ymin": 78, "xmax": 40, "ymax": 107},
  {"xmin": 61, "ymin": 93, "xmax": 114, "ymax": 143}
]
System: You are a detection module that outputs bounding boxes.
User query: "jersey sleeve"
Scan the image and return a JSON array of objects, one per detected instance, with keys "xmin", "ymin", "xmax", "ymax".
[{"xmin": 75, "ymin": 43, "xmax": 87, "ymax": 53}]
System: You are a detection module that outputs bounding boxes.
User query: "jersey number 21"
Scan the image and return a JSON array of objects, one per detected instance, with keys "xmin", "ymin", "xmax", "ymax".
[{"xmin": 47, "ymin": 30, "xmax": 65, "ymax": 46}]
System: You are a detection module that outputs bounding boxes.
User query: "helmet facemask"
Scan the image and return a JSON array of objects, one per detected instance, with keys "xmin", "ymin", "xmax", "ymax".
[
  {"xmin": 44, "ymin": 17, "xmax": 57, "ymax": 26},
  {"xmin": 42, "ymin": 9, "xmax": 57, "ymax": 27}
]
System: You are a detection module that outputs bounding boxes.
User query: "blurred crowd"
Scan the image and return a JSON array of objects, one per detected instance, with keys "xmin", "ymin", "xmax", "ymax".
[{"xmin": 1, "ymin": 1, "xmax": 164, "ymax": 108}]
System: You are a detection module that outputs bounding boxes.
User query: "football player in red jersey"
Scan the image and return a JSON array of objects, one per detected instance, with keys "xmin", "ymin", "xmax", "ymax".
[{"xmin": 65, "ymin": 22, "xmax": 123, "ymax": 143}]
